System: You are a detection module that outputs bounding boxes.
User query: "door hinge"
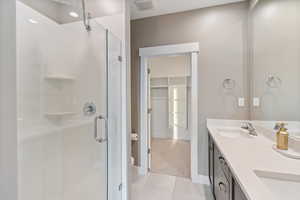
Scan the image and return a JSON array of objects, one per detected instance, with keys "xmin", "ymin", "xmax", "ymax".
[
  {"xmin": 147, "ymin": 108, "xmax": 152, "ymax": 114},
  {"xmin": 118, "ymin": 183, "xmax": 123, "ymax": 191},
  {"xmin": 148, "ymin": 148, "xmax": 151, "ymax": 154},
  {"xmin": 147, "ymin": 68, "xmax": 151, "ymax": 74},
  {"xmin": 118, "ymin": 56, "xmax": 122, "ymax": 62}
]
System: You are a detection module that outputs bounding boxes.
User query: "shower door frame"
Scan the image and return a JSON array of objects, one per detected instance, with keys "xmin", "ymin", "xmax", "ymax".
[{"xmin": 138, "ymin": 42, "xmax": 202, "ymax": 183}]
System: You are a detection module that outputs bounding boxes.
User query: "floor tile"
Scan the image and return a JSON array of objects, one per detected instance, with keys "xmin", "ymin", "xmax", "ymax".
[
  {"xmin": 144, "ymin": 173, "xmax": 176, "ymax": 191},
  {"xmin": 151, "ymin": 138, "xmax": 191, "ymax": 178},
  {"xmin": 131, "ymin": 171, "xmax": 214, "ymax": 200},
  {"xmin": 172, "ymin": 177, "xmax": 214, "ymax": 200}
]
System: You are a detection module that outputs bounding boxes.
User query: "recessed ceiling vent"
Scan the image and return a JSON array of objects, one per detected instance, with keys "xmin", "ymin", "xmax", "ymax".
[{"xmin": 134, "ymin": 0, "xmax": 154, "ymax": 11}]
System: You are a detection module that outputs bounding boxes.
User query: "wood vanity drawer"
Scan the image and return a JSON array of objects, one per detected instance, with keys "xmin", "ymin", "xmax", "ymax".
[
  {"xmin": 215, "ymin": 146, "xmax": 231, "ymax": 181},
  {"xmin": 209, "ymin": 134, "xmax": 248, "ymax": 200},
  {"xmin": 208, "ymin": 134, "xmax": 214, "ymax": 186},
  {"xmin": 215, "ymin": 172, "xmax": 231, "ymax": 200},
  {"xmin": 214, "ymin": 146, "xmax": 223, "ymax": 179},
  {"xmin": 233, "ymin": 179, "xmax": 248, "ymax": 200}
]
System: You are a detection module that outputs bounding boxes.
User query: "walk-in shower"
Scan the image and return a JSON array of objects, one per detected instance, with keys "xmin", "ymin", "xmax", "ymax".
[{"xmin": 16, "ymin": 1, "xmax": 123, "ymax": 200}]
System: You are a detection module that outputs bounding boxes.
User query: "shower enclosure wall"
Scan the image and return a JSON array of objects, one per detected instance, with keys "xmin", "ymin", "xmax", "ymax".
[{"xmin": 16, "ymin": 1, "xmax": 123, "ymax": 200}]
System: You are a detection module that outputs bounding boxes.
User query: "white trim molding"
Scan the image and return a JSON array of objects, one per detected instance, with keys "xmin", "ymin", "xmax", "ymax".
[
  {"xmin": 138, "ymin": 166, "xmax": 148, "ymax": 175},
  {"xmin": 139, "ymin": 43, "xmax": 199, "ymax": 57},
  {"xmin": 139, "ymin": 43, "xmax": 201, "ymax": 182},
  {"xmin": 139, "ymin": 56, "xmax": 149, "ymax": 176},
  {"xmin": 192, "ymin": 175, "xmax": 210, "ymax": 185},
  {"xmin": 190, "ymin": 52, "xmax": 199, "ymax": 182}
]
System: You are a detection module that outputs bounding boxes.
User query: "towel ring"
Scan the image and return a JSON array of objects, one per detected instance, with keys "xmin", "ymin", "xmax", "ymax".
[
  {"xmin": 266, "ymin": 75, "xmax": 281, "ymax": 88},
  {"xmin": 222, "ymin": 78, "xmax": 236, "ymax": 90}
]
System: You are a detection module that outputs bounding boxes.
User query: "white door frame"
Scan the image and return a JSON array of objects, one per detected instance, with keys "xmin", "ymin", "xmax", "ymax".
[{"xmin": 139, "ymin": 43, "xmax": 200, "ymax": 182}]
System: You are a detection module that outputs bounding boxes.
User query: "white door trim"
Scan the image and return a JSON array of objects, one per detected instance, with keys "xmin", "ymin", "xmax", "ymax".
[
  {"xmin": 139, "ymin": 56, "xmax": 149, "ymax": 174},
  {"xmin": 190, "ymin": 52, "xmax": 199, "ymax": 182},
  {"xmin": 139, "ymin": 43, "xmax": 200, "ymax": 182},
  {"xmin": 139, "ymin": 43, "xmax": 199, "ymax": 57}
]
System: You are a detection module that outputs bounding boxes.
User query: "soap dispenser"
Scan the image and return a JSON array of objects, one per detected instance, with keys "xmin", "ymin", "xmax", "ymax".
[{"xmin": 276, "ymin": 123, "xmax": 289, "ymax": 150}]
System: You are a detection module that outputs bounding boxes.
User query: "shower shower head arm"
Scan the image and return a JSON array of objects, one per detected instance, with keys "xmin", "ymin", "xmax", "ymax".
[{"xmin": 81, "ymin": 0, "xmax": 91, "ymax": 31}]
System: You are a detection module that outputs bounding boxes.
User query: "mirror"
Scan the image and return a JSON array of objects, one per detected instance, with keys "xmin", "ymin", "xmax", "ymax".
[{"xmin": 250, "ymin": 0, "xmax": 300, "ymax": 122}]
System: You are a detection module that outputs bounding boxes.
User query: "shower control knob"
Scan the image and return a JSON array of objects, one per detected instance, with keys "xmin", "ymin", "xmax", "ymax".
[{"xmin": 83, "ymin": 102, "xmax": 97, "ymax": 116}]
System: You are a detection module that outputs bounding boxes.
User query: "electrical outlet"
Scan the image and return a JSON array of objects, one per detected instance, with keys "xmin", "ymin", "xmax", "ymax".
[
  {"xmin": 238, "ymin": 97, "xmax": 245, "ymax": 107},
  {"xmin": 253, "ymin": 97, "xmax": 260, "ymax": 107}
]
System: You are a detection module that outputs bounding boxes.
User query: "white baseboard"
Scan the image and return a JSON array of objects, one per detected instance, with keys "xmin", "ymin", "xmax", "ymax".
[
  {"xmin": 192, "ymin": 174, "xmax": 210, "ymax": 185},
  {"xmin": 134, "ymin": 166, "xmax": 209, "ymax": 185},
  {"xmin": 138, "ymin": 166, "xmax": 148, "ymax": 175}
]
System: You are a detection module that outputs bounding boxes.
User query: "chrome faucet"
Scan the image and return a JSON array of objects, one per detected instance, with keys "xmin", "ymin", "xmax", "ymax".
[
  {"xmin": 274, "ymin": 122, "xmax": 286, "ymax": 131},
  {"xmin": 241, "ymin": 122, "xmax": 257, "ymax": 136}
]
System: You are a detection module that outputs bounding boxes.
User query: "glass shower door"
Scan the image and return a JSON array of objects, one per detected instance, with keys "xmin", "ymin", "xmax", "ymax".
[
  {"xmin": 60, "ymin": 21, "xmax": 109, "ymax": 200},
  {"xmin": 16, "ymin": 1, "xmax": 119, "ymax": 200}
]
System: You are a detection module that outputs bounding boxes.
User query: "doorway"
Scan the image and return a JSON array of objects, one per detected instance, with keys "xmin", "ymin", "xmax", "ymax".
[
  {"xmin": 139, "ymin": 43, "xmax": 200, "ymax": 182},
  {"xmin": 148, "ymin": 55, "xmax": 191, "ymax": 178}
]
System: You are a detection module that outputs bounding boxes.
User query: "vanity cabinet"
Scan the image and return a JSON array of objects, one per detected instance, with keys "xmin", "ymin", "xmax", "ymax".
[
  {"xmin": 208, "ymin": 135, "xmax": 214, "ymax": 187},
  {"xmin": 233, "ymin": 179, "xmax": 248, "ymax": 200},
  {"xmin": 214, "ymin": 145, "xmax": 232, "ymax": 200},
  {"xmin": 208, "ymin": 133, "xmax": 248, "ymax": 200}
]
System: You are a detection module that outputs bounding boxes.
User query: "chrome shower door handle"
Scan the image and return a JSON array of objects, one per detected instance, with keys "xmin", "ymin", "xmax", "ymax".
[{"xmin": 94, "ymin": 115, "xmax": 107, "ymax": 143}]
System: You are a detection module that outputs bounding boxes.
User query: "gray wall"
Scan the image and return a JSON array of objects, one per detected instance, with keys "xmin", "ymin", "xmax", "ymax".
[
  {"xmin": 250, "ymin": 0, "xmax": 300, "ymax": 121},
  {"xmin": 131, "ymin": 2, "xmax": 250, "ymax": 175},
  {"xmin": 0, "ymin": 0, "xmax": 18, "ymax": 199}
]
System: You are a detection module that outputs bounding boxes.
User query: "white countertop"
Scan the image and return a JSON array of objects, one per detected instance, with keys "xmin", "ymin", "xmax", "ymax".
[{"xmin": 207, "ymin": 119, "xmax": 300, "ymax": 200}]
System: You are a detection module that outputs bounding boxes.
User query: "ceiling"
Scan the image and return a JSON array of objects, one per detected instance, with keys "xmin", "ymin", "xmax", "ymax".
[
  {"xmin": 20, "ymin": 0, "xmax": 123, "ymax": 24},
  {"xmin": 130, "ymin": 0, "xmax": 246, "ymax": 20}
]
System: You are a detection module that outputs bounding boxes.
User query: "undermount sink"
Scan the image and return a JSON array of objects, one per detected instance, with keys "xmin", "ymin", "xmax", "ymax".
[
  {"xmin": 217, "ymin": 127, "xmax": 250, "ymax": 138},
  {"xmin": 289, "ymin": 130, "xmax": 300, "ymax": 140},
  {"xmin": 254, "ymin": 170, "xmax": 300, "ymax": 200}
]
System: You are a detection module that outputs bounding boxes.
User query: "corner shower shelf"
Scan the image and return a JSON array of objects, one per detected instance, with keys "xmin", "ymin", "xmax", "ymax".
[
  {"xmin": 45, "ymin": 75, "xmax": 76, "ymax": 81},
  {"xmin": 45, "ymin": 112, "xmax": 77, "ymax": 117}
]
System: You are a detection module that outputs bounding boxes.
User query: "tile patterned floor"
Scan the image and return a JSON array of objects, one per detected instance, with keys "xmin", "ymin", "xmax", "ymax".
[
  {"xmin": 151, "ymin": 138, "xmax": 191, "ymax": 178},
  {"xmin": 131, "ymin": 171, "xmax": 214, "ymax": 200}
]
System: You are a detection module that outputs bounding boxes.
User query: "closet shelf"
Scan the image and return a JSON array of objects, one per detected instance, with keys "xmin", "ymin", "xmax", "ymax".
[
  {"xmin": 169, "ymin": 99, "xmax": 186, "ymax": 101},
  {"xmin": 45, "ymin": 75, "xmax": 76, "ymax": 81},
  {"xmin": 152, "ymin": 97, "xmax": 169, "ymax": 100},
  {"xmin": 151, "ymin": 85, "xmax": 168, "ymax": 89},
  {"xmin": 45, "ymin": 112, "xmax": 77, "ymax": 117}
]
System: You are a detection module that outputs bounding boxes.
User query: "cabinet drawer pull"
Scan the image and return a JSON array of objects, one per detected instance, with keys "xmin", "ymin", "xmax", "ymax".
[
  {"xmin": 218, "ymin": 182, "xmax": 227, "ymax": 192},
  {"xmin": 219, "ymin": 156, "xmax": 225, "ymax": 165}
]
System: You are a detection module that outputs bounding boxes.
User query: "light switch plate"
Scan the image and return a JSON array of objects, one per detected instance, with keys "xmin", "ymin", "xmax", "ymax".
[
  {"xmin": 238, "ymin": 97, "xmax": 245, "ymax": 107},
  {"xmin": 253, "ymin": 97, "xmax": 260, "ymax": 107}
]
